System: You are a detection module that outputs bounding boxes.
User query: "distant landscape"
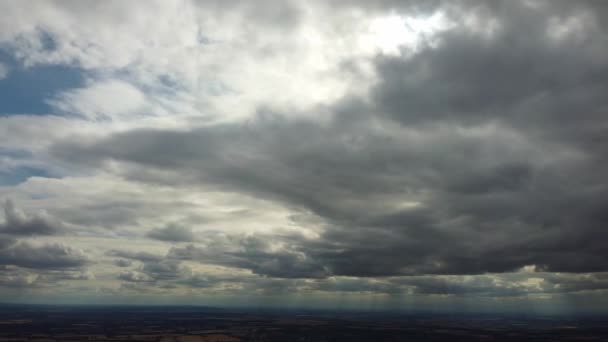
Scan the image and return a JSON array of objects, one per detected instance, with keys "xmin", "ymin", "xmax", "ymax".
[{"xmin": 1, "ymin": 305, "xmax": 607, "ymax": 342}]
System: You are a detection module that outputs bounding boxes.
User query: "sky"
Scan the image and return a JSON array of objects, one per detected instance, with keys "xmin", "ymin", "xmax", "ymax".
[{"xmin": 0, "ymin": 0, "xmax": 608, "ymax": 314}]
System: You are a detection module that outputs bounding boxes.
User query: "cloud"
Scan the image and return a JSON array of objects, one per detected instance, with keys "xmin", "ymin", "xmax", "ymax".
[
  {"xmin": 106, "ymin": 249, "xmax": 164, "ymax": 263},
  {"xmin": 46, "ymin": 270, "xmax": 95, "ymax": 281},
  {"xmin": 169, "ymin": 233, "xmax": 330, "ymax": 279},
  {"xmin": 0, "ymin": 241, "xmax": 89, "ymax": 269},
  {"xmin": 311, "ymin": 277, "xmax": 400, "ymax": 294},
  {"xmin": 141, "ymin": 259, "xmax": 186, "ymax": 281},
  {"xmin": 118, "ymin": 270, "xmax": 152, "ymax": 283},
  {"xmin": 147, "ymin": 225, "xmax": 196, "ymax": 242},
  {"xmin": 113, "ymin": 259, "xmax": 133, "ymax": 268},
  {"xmin": 45, "ymin": 0, "xmax": 608, "ymax": 281},
  {"xmin": 0, "ymin": 62, "xmax": 8, "ymax": 79},
  {"xmin": 51, "ymin": 104, "xmax": 608, "ymax": 277},
  {"xmin": 0, "ymin": 200, "xmax": 64, "ymax": 236},
  {"xmin": 371, "ymin": 1, "xmax": 608, "ymax": 133},
  {"xmin": 49, "ymin": 79, "xmax": 146, "ymax": 120},
  {"xmin": 1, "ymin": 0, "xmax": 608, "ymax": 308},
  {"xmin": 0, "ymin": 270, "xmax": 39, "ymax": 288},
  {"xmin": 0, "ymin": 268, "xmax": 94, "ymax": 289}
]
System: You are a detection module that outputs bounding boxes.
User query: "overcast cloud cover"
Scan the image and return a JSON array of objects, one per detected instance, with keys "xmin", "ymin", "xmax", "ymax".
[{"xmin": 1, "ymin": 0, "xmax": 608, "ymax": 313}]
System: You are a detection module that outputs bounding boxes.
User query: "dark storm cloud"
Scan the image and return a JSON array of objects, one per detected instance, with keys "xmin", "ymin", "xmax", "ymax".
[
  {"xmin": 53, "ymin": 109, "xmax": 608, "ymax": 278},
  {"xmin": 0, "ymin": 200, "xmax": 64, "ymax": 236},
  {"xmin": 147, "ymin": 225, "xmax": 196, "ymax": 242},
  {"xmin": 0, "ymin": 240, "xmax": 89, "ymax": 269},
  {"xmin": 49, "ymin": 0, "xmax": 608, "ymax": 279},
  {"xmin": 372, "ymin": 1, "xmax": 608, "ymax": 135}
]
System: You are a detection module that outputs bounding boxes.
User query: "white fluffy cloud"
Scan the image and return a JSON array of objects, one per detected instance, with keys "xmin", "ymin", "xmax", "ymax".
[{"xmin": 50, "ymin": 80, "xmax": 146, "ymax": 120}]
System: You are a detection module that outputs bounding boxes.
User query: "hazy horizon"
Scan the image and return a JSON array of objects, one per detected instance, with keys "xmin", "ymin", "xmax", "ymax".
[{"xmin": 1, "ymin": 0, "xmax": 608, "ymax": 315}]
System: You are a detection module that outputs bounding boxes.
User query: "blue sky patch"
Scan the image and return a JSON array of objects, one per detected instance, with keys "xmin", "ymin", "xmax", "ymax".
[
  {"xmin": 0, "ymin": 166, "xmax": 55, "ymax": 186},
  {"xmin": 0, "ymin": 49, "xmax": 85, "ymax": 116}
]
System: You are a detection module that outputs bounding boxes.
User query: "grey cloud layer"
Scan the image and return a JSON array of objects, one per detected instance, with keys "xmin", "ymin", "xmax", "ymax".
[
  {"xmin": 0, "ymin": 200, "xmax": 65, "ymax": 236},
  {"xmin": 0, "ymin": 239, "xmax": 89, "ymax": 270},
  {"xmin": 48, "ymin": 1, "xmax": 608, "ymax": 281},
  {"xmin": 147, "ymin": 225, "xmax": 196, "ymax": 242},
  {"xmin": 1, "ymin": 0, "xmax": 608, "ymax": 306},
  {"xmin": 106, "ymin": 246, "xmax": 608, "ymax": 298},
  {"xmin": 0, "ymin": 201, "xmax": 88, "ymax": 272}
]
